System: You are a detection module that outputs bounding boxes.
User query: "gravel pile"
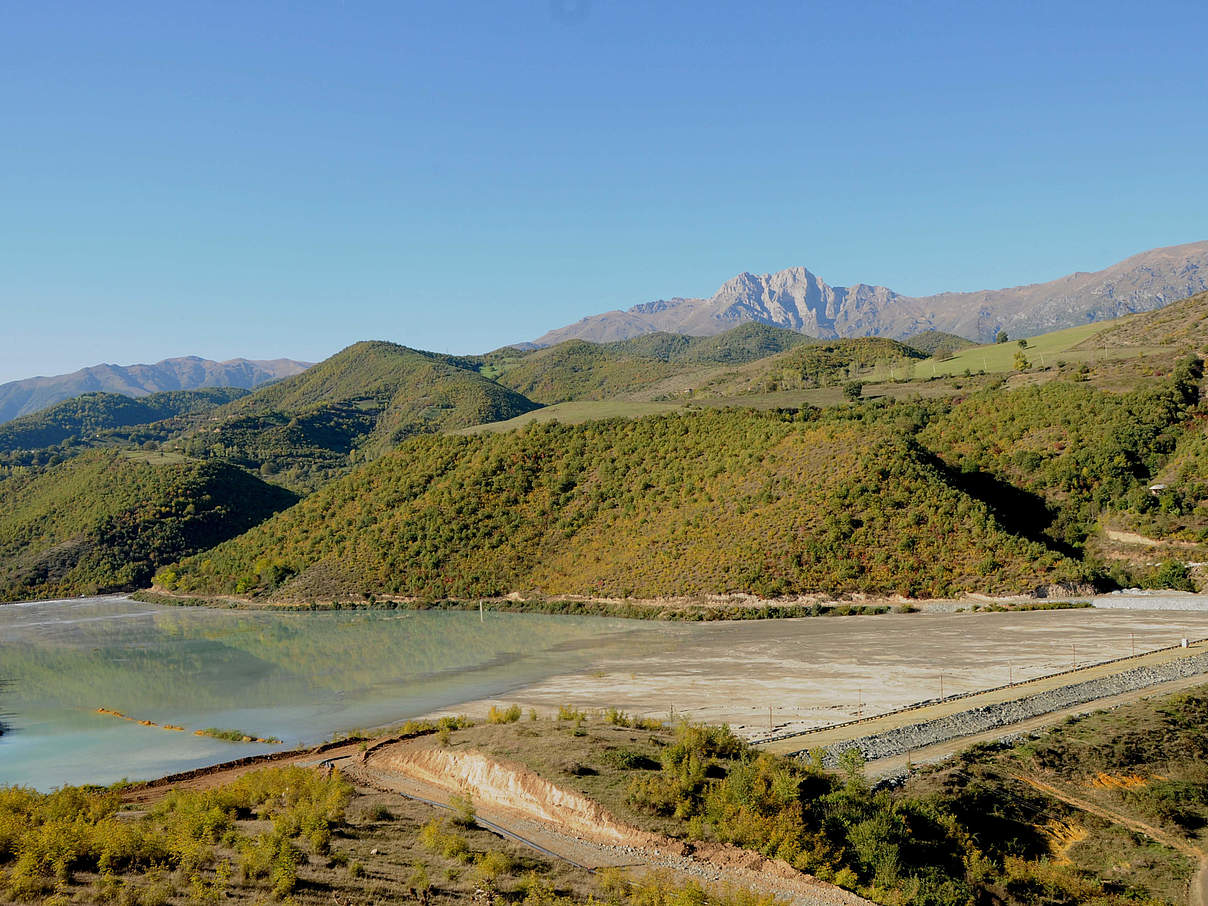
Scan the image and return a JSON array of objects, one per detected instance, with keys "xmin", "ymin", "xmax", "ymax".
[{"xmin": 814, "ymin": 653, "xmax": 1208, "ymax": 765}]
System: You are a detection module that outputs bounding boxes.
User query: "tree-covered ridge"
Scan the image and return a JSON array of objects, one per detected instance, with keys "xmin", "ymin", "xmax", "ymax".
[
  {"xmin": 0, "ymin": 387, "xmax": 249, "ymax": 454},
  {"xmin": 477, "ymin": 324, "xmax": 814, "ymax": 405},
  {"xmin": 161, "ymin": 409, "xmax": 1078, "ymax": 601},
  {"xmin": 708, "ymin": 338, "xmax": 928, "ymax": 396},
  {"xmin": 172, "ymin": 341, "xmax": 541, "ymax": 491},
  {"xmin": 904, "ymin": 329, "xmax": 977, "ymax": 357},
  {"xmin": 0, "ymin": 449, "xmax": 297, "ymax": 602},
  {"xmin": 919, "ymin": 355, "xmax": 1203, "ymax": 553}
]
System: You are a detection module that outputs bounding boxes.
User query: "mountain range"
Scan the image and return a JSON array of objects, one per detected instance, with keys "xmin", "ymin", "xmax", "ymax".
[
  {"xmin": 0, "ymin": 356, "xmax": 312, "ymax": 424},
  {"xmin": 532, "ymin": 241, "xmax": 1208, "ymax": 347}
]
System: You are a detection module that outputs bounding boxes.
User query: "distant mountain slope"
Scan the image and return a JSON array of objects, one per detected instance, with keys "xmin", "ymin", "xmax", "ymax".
[
  {"xmin": 160, "ymin": 410, "xmax": 1078, "ymax": 601},
  {"xmin": 533, "ymin": 241, "xmax": 1208, "ymax": 346},
  {"xmin": 0, "ymin": 449, "xmax": 297, "ymax": 602},
  {"xmin": 174, "ymin": 341, "xmax": 540, "ymax": 490},
  {"xmin": 0, "ymin": 388, "xmax": 248, "ymax": 454},
  {"xmin": 0, "ymin": 356, "xmax": 311, "ymax": 424},
  {"xmin": 1086, "ymin": 289, "xmax": 1208, "ymax": 350}
]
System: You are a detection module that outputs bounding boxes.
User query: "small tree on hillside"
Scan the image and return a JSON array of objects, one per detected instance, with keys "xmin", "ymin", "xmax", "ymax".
[
  {"xmin": 843, "ymin": 381, "xmax": 865, "ymax": 401},
  {"xmin": 995, "ymin": 330, "xmax": 1009, "ymax": 344}
]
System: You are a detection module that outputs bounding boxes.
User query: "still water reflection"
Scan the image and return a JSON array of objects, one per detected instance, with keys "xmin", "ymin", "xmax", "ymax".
[{"xmin": 0, "ymin": 597, "xmax": 653, "ymax": 789}]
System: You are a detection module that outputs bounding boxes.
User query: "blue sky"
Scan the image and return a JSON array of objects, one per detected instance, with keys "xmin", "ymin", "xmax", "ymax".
[{"xmin": 2, "ymin": 1, "xmax": 1206, "ymax": 381}]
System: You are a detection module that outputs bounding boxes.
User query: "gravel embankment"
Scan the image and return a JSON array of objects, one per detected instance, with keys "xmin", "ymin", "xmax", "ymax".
[
  {"xmin": 816, "ymin": 652, "xmax": 1208, "ymax": 765},
  {"xmin": 1094, "ymin": 593, "xmax": 1208, "ymax": 611}
]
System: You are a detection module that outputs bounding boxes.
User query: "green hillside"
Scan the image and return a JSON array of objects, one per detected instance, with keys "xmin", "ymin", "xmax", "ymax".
[
  {"xmin": 0, "ymin": 387, "xmax": 248, "ymax": 454},
  {"xmin": 919, "ymin": 355, "xmax": 1203, "ymax": 555},
  {"xmin": 915, "ymin": 320, "xmax": 1125, "ymax": 377},
  {"xmin": 703, "ymin": 337, "xmax": 927, "ymax": 395},
  {"xmin": 904, "ymin": 329, "xmax": 977, "ymax": 357},
  {"xmin": 0, "ymin": 449, "xmax": 297, "ymax": 602},
  {"xmin": 173, "ymin": 341, "xmax": 540, "ymax": 490},
  {"xmin": 161, "ymin": 409, "xmax": 1079, "ymax": 601},
  {"xmin": 1087, "ymin": 289, "xmax": 1208, "ymax": 351},
  {"xmin": 480, "ymin": 324, "xmax": 812, "ymax": 404}
]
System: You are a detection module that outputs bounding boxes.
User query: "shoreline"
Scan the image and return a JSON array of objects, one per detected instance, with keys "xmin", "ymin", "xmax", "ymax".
[{"xmin": 127, "ymin": 587, "xmax": 1092, "ymax": 621}]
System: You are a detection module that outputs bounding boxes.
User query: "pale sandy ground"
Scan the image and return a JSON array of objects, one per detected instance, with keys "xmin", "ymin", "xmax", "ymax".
[{"xmin": 429, "ymin": 609, "xmax": 1208, "ymax": 738}]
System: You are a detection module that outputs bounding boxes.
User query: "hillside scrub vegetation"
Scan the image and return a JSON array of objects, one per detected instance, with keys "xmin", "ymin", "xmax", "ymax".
[
  {"xmin": 0, "ymin": 449, "xmax": 297, "ymax": 602},
  {"xmin": 0, "ymin": 388, "xmax": 249, "ymax": 458},
  {"xmin": 427, "ymin": 690, "xmax": 1208, "ymax": 906},
  {"xmin": 479, "ymin": 325, "xmax": 814, "ymax": 404},
  {"xmin": 171, "ymin": 341, "xmax": 540, "ymax": 491},
  {"xmin": 161, "ymin": 407, "xmax": 1080, "ymax": 601}
]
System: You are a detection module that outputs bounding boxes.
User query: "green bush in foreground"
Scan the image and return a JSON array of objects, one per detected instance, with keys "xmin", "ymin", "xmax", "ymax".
[{"xmin": 0, "ymin": 766, "xmax": 351, "ymax": 902}]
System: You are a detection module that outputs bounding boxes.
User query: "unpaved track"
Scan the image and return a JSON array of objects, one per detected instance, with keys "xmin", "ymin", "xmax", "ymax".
[
  {"xmin": 760, "ymin": 640, "xmax": 1208, "ymax": 756},
  {"xmin": 1006, "ymin": 771, "xmax": 1207, "ymax": 906},
  {"xmin": 357, "ymin": 743, "xmax": 871, "ymax": 906}
]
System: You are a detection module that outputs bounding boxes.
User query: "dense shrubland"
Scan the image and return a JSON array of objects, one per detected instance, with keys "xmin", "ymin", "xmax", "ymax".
[
  {"xmin": 160, "ymin": 407, "xmax": 1079, "ymax": 600},
  {"xmin": 0, "ymin": 766, "xmax": 352, "ymax": 902},
  {"xmin": 0, "ymin": 449, "xmax": 297, "ymax": 602},
  {"xmin": 618, "ymin": 704, "xmax": 1202, "ymax": 906},
  {"xmin": 170, "ymin": 341, "xmax": 540, "ymax": 491}
]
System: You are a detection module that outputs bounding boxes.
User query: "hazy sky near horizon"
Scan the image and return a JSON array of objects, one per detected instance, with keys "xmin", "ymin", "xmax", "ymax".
[{"xmin": 3, "ymin": 1, "xmax": 1207, "ymax": 382}]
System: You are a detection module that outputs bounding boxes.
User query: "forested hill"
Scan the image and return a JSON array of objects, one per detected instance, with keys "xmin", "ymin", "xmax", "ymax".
[
  {"xmin": 159, "ymin": 409, "xmax": 1080, "ymax": 601},
  {"xmin": 475, "ymin": 323, "xmax": 813, "ymax": 404},
  {"xmin": 0, "ymin": 388, "xmax": 248, "ymax": 454},
  {"xmin": 170, "ymin": 341, "xmax": 541, "ymax": 491},
  {"xmin": 0, "ymin": 449, "xmax": 297, "ymax": 602},
  {"xmin": 158, "ymin": 352, "xmax": 1207, "ymax": 603}
]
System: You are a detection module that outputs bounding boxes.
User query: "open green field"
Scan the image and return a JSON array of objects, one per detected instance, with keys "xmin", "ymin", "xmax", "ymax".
[{"xmin": 915, "ymin": 319, "xmax": 1137, "ymax": 376}]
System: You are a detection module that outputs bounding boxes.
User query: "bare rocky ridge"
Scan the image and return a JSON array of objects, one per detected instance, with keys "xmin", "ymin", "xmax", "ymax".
[
  {"xmin": 533, "ymin": 240, "xmax": 1208, "ymax": 346},
  {"xmin": 0, "ymin": 356, "xmax": 313, "ymax": 424}
]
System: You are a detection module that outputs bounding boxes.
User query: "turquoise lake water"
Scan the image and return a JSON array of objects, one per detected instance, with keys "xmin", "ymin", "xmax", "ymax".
[{"xmin": 0, "ymin": 597, "xmax": 655, "ymax": 790}]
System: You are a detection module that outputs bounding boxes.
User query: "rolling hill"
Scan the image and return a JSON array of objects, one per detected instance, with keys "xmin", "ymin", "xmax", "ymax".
[
  {"xmin": 0, "ymin": 449, "xmax": 297, "ymax": 602},
  {"xmin": 173, "ymin": 341, "xmax": 541, "ymax": 490},
  {"xmin": 533, "ymin": 241, "xmax": 1208, "ymax": 346},
  {"xmin": 0, "ymin": 388, "xmax": 248, "ymax": 454},
  {"xmin": 481, "ymin": 324, "xmax": 812, "ymax": 404},
  {"xmin": 0, "ymin": 356, "xmax": 310, "ymax": 424},
  {"xmin": 160, "ymin": 409, "xmax": 1081, "ymax": 602}
]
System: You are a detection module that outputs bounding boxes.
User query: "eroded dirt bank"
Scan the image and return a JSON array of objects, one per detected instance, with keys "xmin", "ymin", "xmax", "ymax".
[{"xmin": 361, "ymin": 739, "xmax": 872, "ymax": 906}]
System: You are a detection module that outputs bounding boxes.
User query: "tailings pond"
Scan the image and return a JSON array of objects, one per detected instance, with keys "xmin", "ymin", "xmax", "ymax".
[{"xmin": 0, "ymin": 597, "xmax": 655, "ymax": 789}]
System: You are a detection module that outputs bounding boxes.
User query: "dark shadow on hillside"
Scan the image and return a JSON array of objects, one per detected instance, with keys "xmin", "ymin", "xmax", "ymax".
[{"xmin": 924, "ymin": 453, "xmax": 1082, "ymax": 561}]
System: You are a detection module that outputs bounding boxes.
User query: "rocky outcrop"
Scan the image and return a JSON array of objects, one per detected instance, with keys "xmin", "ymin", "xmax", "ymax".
[{"xmin": 532, "ymin": 240, "xmax": 1208, "ymax": 346}]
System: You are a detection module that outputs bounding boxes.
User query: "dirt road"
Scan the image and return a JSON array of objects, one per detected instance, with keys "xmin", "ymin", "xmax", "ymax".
[{"xmin": 1006, "ymin": 771, "xmax": 1207, "ymax": 906}]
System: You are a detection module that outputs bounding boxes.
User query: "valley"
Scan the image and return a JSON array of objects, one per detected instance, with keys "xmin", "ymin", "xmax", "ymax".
[{"xmin": 5, "ymin": 262, "xmax": 1208, "ymax": 906}]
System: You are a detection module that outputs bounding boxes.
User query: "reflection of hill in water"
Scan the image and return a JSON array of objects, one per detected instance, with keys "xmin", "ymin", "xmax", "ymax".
[{"xmin": 0, "ymin": 600, "xmax": 641, "ymax": 713}]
